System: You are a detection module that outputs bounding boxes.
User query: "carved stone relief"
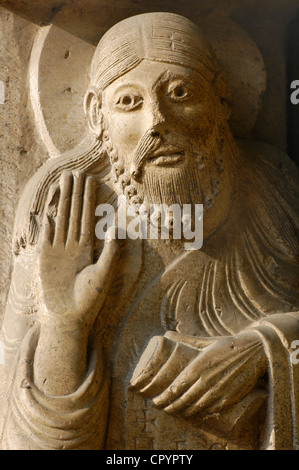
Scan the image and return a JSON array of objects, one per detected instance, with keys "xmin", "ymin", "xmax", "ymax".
[{"xmin": 0, "ymin": 7, "xmax": 298, "ymax": 451}]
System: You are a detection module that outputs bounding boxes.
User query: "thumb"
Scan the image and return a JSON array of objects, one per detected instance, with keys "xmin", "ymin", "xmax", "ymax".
[
  {"xmin": 74, "ymin": 235, "xmax": 121, "ymax": 311},
  {"xmin": 96, "ymin": 233, "xmax": 120, "ymax": 271}
]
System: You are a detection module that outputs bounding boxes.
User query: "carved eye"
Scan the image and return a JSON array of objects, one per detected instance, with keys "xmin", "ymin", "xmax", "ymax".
[
  {"xmin": 167, "ymin": 81, "xmax": 190, "ymax": 101},
  {"xmin": 115, "ymin": 93, "xmax": 143, "ymax": 111}
]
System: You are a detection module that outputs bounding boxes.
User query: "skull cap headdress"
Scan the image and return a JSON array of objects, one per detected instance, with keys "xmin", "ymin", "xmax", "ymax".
[{"xmin": 90, "ymin": 12, "xmax": 220, "ymax": 90}]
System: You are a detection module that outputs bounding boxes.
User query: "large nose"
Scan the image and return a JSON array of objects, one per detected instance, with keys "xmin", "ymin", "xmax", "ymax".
[{"xmin": 148, "ymin": 97, "xmax": 168, "ymax": 135}]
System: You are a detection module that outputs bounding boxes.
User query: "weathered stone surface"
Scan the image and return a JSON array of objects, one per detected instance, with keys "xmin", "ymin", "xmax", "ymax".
[
  {"xmin": 2, "ymin": 0, "xmax": 298, "ymax": 152},
  {"xmin": 0, "ymin": 7, "xmax": 298, "ymax": 451},
  {"xmin": 28, "ymin": 13, "xmax": 266, "ymax": 156},
  {"xmin": 0, "ymin": 9, "xmax": 43, "ymax": 324}
]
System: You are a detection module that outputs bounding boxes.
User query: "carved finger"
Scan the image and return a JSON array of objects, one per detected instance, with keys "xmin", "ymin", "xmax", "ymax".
[
  {"xmin": 135, "ymin": 341, "xmax": 199, "ymax": 397},
  {"xmin": 74, "ymin": 236, "xmax": 121, "ymax": 317},
  {"xmin": 163, "ymin": 349, "xmax": 252, "ymax": 416},
  {"xmin": 152, "ymin": 356, "xmax": 202, "ymax": 409},
  {"xmin": 79, "ymin": 175, "xmax": 96, "ymax": 247},
  {"xmin": 164, "ymin": 330, "xmax": 217, "ymax": 350},
  {"xmin": 92, "ymin": 234, "xmax": 120, "ymax": 290},
  {"xmin": 153, "ymin": 338, "xmax": 261, "ymax": 410},
  {"xmin": 181, "ymin": 344, "xmax": 266, "ymax": 417},
  {"xmin": 67, "ymin": 171, "xmax": 84, "ymax": 245},
  {"xmin": 41, "ymin": 183, "xmax": 60, "ymax": 246},
  {"xmin": 53, "ymin": 171, "xmax": 72, "ymax": 245},
  {"xmin": 39, "ymin": 214, "xmax": 53, "ymax": 248},
  {"xmin": 152, "ymin": 350, "xmax": 227, "ymax": 409},
  {"xmin": 130, "ymin": 336, "xmax": 177, "ymax": 391}
]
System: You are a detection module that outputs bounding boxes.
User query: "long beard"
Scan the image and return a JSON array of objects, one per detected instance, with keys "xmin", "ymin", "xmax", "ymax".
[
  {"xmin": 102, "ymin": 125, "xmax": 228, "ymax": 210},
  {"xmin": 134, "ymin": 164, "xmax": 203, "ymax": 206}
]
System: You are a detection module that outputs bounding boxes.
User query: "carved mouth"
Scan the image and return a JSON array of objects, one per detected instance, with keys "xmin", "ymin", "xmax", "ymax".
[{"xmin": 147, "ymin": 147, "xmax": 185, "ymax": 166}]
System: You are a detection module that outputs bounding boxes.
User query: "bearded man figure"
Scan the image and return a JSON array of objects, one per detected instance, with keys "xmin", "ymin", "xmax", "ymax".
[{"xmin": 0, "ymin": 12, "xmax": 298, "ymax": 450}]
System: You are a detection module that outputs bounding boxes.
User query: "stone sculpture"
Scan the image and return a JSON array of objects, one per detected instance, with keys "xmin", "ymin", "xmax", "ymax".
[{"xmin": 0, "ymin": 12, "xmax": 298, "ymax": 450}]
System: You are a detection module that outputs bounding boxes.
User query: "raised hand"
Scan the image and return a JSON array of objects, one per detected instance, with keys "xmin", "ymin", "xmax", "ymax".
[
  {"xmin": 34, "ymin": 170, "xmax": 121, "ymax": 395},
  {"xmin": 38, "ymin": 171, "xmax": 119, "ymax": 330}
]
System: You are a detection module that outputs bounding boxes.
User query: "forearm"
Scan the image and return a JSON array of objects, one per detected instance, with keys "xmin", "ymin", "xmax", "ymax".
[
  {"xmin": 1, "ymin": 323, "xmax": 109, "ymax": 450},
  {"xmin": 34, "ymin": 318, "xmax": 90, "ymax": 396}
]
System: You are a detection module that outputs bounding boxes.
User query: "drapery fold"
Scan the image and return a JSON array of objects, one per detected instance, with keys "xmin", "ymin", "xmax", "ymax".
[
  {"xmin": 251, "ymin": 313, "xmax": 299, "ymax": 450},
  {"xmin": 0, "ymin": 325, "xmax": 109, "ymax": 450}
]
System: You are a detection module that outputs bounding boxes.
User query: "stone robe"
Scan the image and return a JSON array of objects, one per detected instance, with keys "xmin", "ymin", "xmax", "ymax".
[{"xmin": 0, "ymin": 139, "xmax": 298, "ymax": 450}]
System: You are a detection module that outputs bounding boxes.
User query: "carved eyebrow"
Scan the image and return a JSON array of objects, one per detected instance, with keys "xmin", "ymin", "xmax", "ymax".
[
  {"xmin": 152, "ymin": 70, "xmax": 191, "ymax": 91},
  {"xmin": 108, "ymin": 70, "xmax": 199, "ymax": 100},
  {"xmin": 111, "ymin": 83, "xmax": 143, "ymax": 99}
]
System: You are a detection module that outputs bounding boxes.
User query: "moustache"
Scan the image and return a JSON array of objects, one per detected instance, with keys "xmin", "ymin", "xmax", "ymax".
[{"xmin": 130, "ymin": 129, "xmax": 162, "ymax": 181}]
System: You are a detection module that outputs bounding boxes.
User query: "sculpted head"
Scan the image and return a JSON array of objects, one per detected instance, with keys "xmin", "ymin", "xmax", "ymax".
[
  {"xmin": 13, "ymin": 12, "xmax": 241, "ymax": 254},
  {"xmin": 84, "ymin": 12, "xmax": 234, "ymax": 211}
]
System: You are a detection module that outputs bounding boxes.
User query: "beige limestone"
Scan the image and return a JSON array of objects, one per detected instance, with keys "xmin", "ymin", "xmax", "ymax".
[
  {"xmin": 27, "ymin": 13, "xmax": 267, "ymax": 157},
  {"xmin": 2, "ymin": 0, "xmax": 299, "ymax": 152},
  {"xmin": 0, "ymin": 10, "xmax": 298, "ymax": 451}
]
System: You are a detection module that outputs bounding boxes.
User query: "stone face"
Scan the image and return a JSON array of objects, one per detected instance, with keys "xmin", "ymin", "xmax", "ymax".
[
  {"xmin": 27, "ymin": 13, "xmax": 267, "ymax": 157},
  {"xmin": 2, "ymin": 0, "xmax": 299, "ymax": 153},
  {"xmin": 0, "ymin": 9, "xmax": 298, "ymax": 451}
]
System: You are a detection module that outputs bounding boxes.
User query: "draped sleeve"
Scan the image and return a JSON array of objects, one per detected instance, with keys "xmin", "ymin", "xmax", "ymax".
[
  {"xmin": 250, "ymin": 312, "xmax": 299, "ymax": 450},
  {"xmin": 0, "ymin": 324, "xmax": 109, "ymax": 450}
]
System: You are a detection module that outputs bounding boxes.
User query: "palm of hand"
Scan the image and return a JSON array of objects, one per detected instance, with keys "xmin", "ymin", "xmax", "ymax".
[{"xmin": 37, "ymin": 171, "xmax": 119, "ymax": 328}]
